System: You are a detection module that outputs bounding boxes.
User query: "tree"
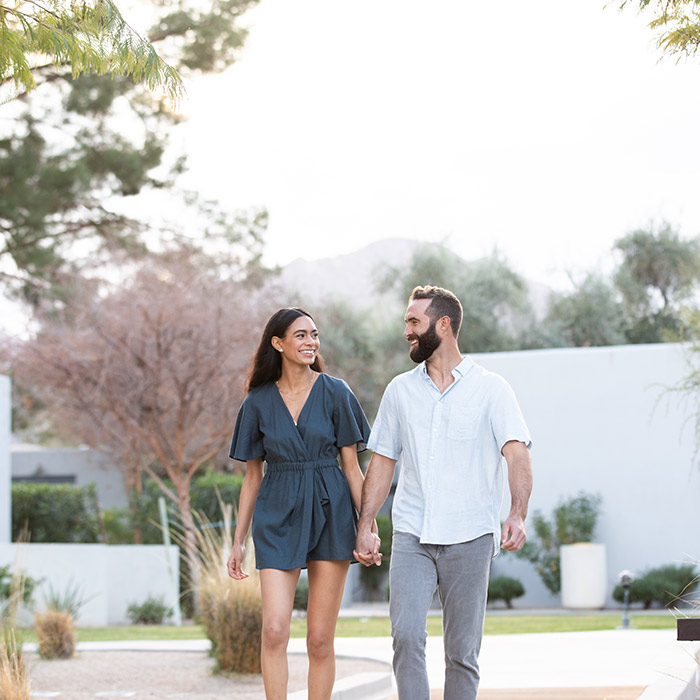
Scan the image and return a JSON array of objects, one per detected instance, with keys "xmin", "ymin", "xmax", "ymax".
[
  {"xmin": 621, "ymin": 0, "xmax": 700, "ymax": 59},
  {"xmin": 542, "ymin": 274, "xmax": 626, "ymax": 347},
  {"xmin": 1, "ymin": 0, "xmax": 260, "ymax": 307},
  {"xmin": 613, "ymin": 222, "xmax": 700, "ymax": 342},
  {"xmin": 0, "ymin": 0, "xmax": 182, "ymax": 99},
  {"xmin": 378, "ymin": 243, "xmax": 538, "ymax": 353},
  {"xmin": 10, "ymin": 254, "xmax": 275, "ymax": 586}
]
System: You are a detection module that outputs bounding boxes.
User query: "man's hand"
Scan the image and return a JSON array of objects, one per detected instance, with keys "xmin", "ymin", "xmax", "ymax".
[
  {"xmin": 501, "ymin": 513, "xmax": 527, "ymax": 551},
  {"xmin": 354, "ymin": 524, "xmax": 382, "ymax": 567}
]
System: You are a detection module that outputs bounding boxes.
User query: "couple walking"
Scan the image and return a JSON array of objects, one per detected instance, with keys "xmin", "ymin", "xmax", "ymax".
[{"xmin": 227, "ymin": 285, "xmax": 533, "ymax": 700}]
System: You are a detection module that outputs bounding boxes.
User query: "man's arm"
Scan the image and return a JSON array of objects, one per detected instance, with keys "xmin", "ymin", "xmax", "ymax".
[
  {"xmin": 354, "ymin": 452, "xmax": 397, "ymax": 566},
  {"xmin": 500, "ymin": 440, "xmax": 533, "ymax": 551}
]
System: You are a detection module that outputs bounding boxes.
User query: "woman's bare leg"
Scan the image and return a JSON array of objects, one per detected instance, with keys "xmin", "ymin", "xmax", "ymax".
[
  {"xmin": 259, "ymin": 568, "xmax": 300, "ymax": 700},
  {"xmin": 306, "ymin": 560, "xmax": 350, "ymax": 700}
]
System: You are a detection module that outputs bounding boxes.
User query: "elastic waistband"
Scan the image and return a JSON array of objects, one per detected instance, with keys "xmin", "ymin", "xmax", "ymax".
[{"xmin": 266, "ymin": 459, "xmax": 339, "ymax": 472}]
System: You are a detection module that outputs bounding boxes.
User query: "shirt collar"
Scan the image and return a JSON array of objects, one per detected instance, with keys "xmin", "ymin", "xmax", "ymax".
[{"xmin": 418, "ymin": 355, "xmax": 475, "ymax": 381}]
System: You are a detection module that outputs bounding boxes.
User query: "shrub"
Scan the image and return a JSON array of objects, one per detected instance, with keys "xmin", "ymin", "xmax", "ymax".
[
  {"xmin": 127, "ymin": 596, "xmax": 173, "ymax": 625},
  {"xmin": 11, "ymin": 482, "xmax": 101, "ymax": 543},
  {"xmin": 0, "ymin": 566, "xmax": 39, "ymax": 611},
  {"xmin": 43, "ymin": 580, "xmax": 91, "ymax": 620},
  {"xmin": 34, "ymin": 610, "xmax": 75, "ymax": 659},
  {"xmin": 194, "ymin": 514, "xmax": 262, "ymax": 674},
  {"xmin": 517, "ymin": 491, "xmax": 602, "ymax": 595},
  {"xmin": 613, "ymin": 564, "xmax": 698, "ymax": 609},
  {"xmin": 294, "ymin": 577, "xmax": 309, "ymax": 611},
  {"xmin": 488, "ymin": 575, "xmax": 525, "ymax": 608}
]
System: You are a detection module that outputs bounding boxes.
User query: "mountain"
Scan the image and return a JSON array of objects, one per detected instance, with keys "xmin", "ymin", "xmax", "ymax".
[{"xmin": 278, "ymin": 238, "xmax": 551, "ymax": 317}]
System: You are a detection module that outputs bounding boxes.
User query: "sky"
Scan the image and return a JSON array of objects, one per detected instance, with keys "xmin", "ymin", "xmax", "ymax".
[{"xmin": 172, "ymin": 0, "xmax": 700, "ymax": 289}]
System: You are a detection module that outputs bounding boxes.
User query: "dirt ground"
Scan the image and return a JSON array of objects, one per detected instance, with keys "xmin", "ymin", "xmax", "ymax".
[{"xmin": 26, "ymin": 650, "xmax": 390, "ymax": 699}]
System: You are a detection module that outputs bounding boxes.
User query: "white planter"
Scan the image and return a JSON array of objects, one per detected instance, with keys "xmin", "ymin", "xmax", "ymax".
[{"xmin": 560, "ymin": 543, "xmax": 607, "ymax": 609}]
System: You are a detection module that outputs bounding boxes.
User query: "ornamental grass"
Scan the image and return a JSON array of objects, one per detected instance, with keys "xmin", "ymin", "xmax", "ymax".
[
  {"xmin": 0, "ymin": 633, "xmax": 30, "ymax": 700},
  {"xmin": 190, "ymin": 504, "xmax": 263, "ymax": 674},
  {"xmin": 35, "ymin": 610, "xmax": 76, "ymax": 659}
]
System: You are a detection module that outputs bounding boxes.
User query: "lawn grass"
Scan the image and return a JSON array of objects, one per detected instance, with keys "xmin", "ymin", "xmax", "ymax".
[{"xmin": 20, "ymin": 613, "xmax": 676, "ymax": 642}]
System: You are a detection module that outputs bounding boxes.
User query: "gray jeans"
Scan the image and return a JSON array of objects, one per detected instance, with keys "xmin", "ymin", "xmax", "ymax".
[{"xmin": 389, "ymin": 531, "xmax": 493, "ymax": 700}]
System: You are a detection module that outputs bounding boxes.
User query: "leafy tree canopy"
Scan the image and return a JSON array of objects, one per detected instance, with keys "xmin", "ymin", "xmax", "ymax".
[
  {"xmin": 1, "ymin": 0, "xmax": 261, "ymax": 309},
  {"xmin": 621, "ymin": 0, "xmax": 700, "ymax": 59},
  {"xmin": 0, "ymin": 0, "xmax": 183, "ymax": 100}
]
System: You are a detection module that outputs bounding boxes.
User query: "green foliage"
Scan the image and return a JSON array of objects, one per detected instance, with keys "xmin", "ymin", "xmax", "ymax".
[
  {"xmin": 612, "ymin": 564, "xmax": 698, "ymax": 608},
  {"xmin": 487, "ymin": 575, "xmax": 525, "ymax": 608},
  {"xmin": 0, "ymin": 0, "xmax": 183, "ymax": 99},
  {"xmin": 42, "ymin": 580, "xmax": 90, "ymax": 618},
  {"xmin": 542, "ymin": 274, "xmax": 626, "ymax": 347},
  {"xmin": 518, "ymin": 491, "xmax": 602, "ymax": 595},
  {"xmin": 126, "ymin": 595, "xmax": 173, "ymax": 625},
  {"xmin": 102, "ymin": 471, "xmax": 245, "ymax": 545},
  {"xmin": 621, "ymin": 1, "xmax": 700, "ymax": 59},
  {"xmin": 613, "ymin": 222, "xmax": 700, "ymax": 342},
  {"xmin": 1, "ymin": 0, "xmax": 262, "ymax": 308},
  {"xmin": 294, "ymin": 577, "xmax": 309, "ymax": 612},
  {"xmin": 11, "ymin": 482, "xmax": 101, "ymax": 543},
  {"xmin": 378, "ymin": 243, "xmax": 538, "ymax": 354},
  {"xmin": 0, "ymin": 565, "xmax": 39, "ymax": 610}
]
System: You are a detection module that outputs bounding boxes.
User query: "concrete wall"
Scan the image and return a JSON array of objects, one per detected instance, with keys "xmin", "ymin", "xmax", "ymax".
[
  {"xmin": 0, "ymin": 543, "xmax": 180, "ymax": 626},
  {"xmin": 12, "ymin": 445, "xmax": 128, "ymax": 510},
  {"xmin": 0, "ymin": 376, "xmax": 10, "ymax": 543},
  {"xmin": 472, "ymin": 343, "xmax": 700, "ymax": 608}
]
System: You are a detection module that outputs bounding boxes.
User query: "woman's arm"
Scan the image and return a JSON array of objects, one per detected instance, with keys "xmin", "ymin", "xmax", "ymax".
[
  {"xmin": 339, "ymin": 444, "xmax": 365, "ymax": 513},
  {"xmin": 227, "ymin": 457, "xmax": 264, "ymax": 579}
]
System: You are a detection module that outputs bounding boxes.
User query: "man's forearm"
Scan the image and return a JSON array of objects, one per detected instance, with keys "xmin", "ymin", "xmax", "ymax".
[
  {"xmin": 505, "ymin": 443, "xmax": 533, "ymax": 518},
  {"xmin": 357, "ymin": 453, "xmax": 396, "ymax": 529}
]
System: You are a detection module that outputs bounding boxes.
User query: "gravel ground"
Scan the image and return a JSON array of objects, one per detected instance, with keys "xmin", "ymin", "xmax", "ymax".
[{"xmin": 26, "ymin": 650, "xmax": 389, "ymax": 699}]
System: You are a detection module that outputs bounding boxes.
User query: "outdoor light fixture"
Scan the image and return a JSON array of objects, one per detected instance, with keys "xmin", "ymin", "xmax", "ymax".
[{"xmin": 617, "ymin": 569, "xmax": 634, "ymax": 630}]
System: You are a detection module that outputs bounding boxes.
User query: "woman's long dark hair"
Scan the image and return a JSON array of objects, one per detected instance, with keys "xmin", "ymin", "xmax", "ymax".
[{"xmin": 246, "ymin": 308, "xmax": 326, "ymax": 392}]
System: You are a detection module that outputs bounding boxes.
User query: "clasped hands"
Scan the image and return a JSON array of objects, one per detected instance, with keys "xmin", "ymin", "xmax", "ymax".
[{"xmin": 353, "ymin": 520, "xmax": 382, "ymax": 567}]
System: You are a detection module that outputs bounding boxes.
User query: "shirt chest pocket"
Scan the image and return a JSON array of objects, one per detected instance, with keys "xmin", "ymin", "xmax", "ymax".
[{"xmin": 448, "ymin": 408, "xmax": 482, "ymax": 441}]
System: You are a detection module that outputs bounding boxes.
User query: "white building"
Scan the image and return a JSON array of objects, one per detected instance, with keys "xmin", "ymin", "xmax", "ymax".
[{"xmin": 474, "ymin": 343, "xmax": 700, "ymax": 607}]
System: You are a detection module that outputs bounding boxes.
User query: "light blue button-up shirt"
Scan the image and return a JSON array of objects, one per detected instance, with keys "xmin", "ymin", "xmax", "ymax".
[{"xmin": 368, "ymin": 356, "xmax": 531, "ymax": 553}]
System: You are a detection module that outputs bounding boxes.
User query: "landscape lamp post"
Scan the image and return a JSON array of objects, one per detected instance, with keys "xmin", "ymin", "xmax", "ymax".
[{"xmin": 618, "ymin": 569, "xmax": 634, "ymax": 630}]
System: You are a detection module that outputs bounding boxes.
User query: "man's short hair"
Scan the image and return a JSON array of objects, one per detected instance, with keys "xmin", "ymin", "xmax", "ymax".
[{"xmin": 410, "ymin": 285, "xmax": 463, "ymax": 337}]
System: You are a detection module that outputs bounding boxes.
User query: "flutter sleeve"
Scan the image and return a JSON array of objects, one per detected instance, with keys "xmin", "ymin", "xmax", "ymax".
[
  {"xmin": 229, "ymin": 394, "xmax": 265, "ymax": 462},
  {"xmin": 333, "ymin": 379, "xmax": 372, "ymax": 452}
]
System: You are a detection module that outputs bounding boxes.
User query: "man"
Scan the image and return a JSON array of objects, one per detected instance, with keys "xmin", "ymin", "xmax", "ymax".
[{"xmin": 354, "ymin": 285, "xmax": 533, "ymax": 700}]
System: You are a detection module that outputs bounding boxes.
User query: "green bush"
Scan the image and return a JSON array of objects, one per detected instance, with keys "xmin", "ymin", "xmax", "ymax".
[
  {"xmin": 613, "ymin": 564, "xmax": 698, "ymax": 608},
  {"xmin": 126, "ymin": 595, "xmax": 173, "ymax": 624},
  {"xmin": 0, "ymin": 565, "xmax": 40, "ymax": 611},
  {"xmin": 488, "ymin": 575, "xmax": 525, "ymax": 608},
  {"xmin": 517, "ymin": 491, "xmax": 602, "ymax": 595},
  {"xmin": 11, "ymin": 482, "xmax": 101, "ymax": 543}
]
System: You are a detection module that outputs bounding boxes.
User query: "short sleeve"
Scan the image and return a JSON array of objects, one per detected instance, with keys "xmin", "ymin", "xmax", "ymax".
[
  {"xmin": 489, "ymin": 377, "xmax": 532, "ymax": 452},
  {"xmin": 332, "ymin": 380, "xmax": 372, "ymax": 452},
  {"xmin": 367, "ymin": 380, "xmax": 403, "ymax": 460},
  {"xmin": 229, "ymin": 395, "xmax": 265, "ymax": 462}
]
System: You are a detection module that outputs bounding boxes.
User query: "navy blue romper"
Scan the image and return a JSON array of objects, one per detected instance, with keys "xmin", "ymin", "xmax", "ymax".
[{"xmin": 229, "ymin": 373, "xmax": 371, "ymax": 570}]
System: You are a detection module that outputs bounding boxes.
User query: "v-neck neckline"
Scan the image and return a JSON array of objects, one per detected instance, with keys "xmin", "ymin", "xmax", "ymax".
[{"xmin": 274, "ymin": 373, "xmax": 320, "ymax": 429}]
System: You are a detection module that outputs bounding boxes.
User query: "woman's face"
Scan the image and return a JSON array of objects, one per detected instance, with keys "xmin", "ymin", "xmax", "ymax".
[{"xmin": 272, "ymin": 315, "xmax": 320, "ymax": 368}]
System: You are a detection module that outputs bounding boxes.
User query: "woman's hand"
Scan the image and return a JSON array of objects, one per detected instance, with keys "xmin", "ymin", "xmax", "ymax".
[{"xmin": 227, "ymin": 542, "xmax": 249, "ymax": 580}]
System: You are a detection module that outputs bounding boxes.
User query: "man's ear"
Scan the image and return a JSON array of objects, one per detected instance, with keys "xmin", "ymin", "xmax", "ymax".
[{"xmin": 438, "ymin": 316, "xmax": 452, "ymax": 336}]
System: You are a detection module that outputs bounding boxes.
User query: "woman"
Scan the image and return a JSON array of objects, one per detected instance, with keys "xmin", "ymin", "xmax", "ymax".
[{"xmin": 227, "ymin": 307, "xmax": 372, "ymax": 700}]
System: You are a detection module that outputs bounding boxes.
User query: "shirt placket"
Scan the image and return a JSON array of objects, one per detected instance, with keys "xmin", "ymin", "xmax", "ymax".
[{"xmin": 422, "ymin": 396, "xmax": 443, "ymax": 540}]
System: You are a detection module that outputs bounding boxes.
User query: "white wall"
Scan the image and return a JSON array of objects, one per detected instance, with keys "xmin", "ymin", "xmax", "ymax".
[
  {"xmin": 0, "ymin": 543, "xmax": 180, "ymax": 626},
  {"xmin": 0, "ymin": 376, "xmax": 10, "ymax": 543},
  {"xmin": 472, "ymin": 343, "xmax": 700, "ymax": 608}
]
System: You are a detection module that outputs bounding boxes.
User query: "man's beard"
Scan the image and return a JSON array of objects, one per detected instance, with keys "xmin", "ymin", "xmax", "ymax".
[{"xmin": 408, "ymin": 320, "xmax": 442, "ymax": 363}]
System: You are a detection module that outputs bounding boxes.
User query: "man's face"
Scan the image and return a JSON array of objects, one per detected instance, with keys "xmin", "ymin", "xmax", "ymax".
[{"xmin": 404, "ymin": 299, "xmax": 442, "ymax": 363}]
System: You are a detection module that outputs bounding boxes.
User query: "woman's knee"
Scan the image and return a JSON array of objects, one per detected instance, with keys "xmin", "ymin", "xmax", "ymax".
[
  {"xmin": 306, "ymin": 631, "xmax": 334, "ymax": 662},
  {"xmin": 262, "ymin": 619, "xmax": 290, "ymax": 649}
]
